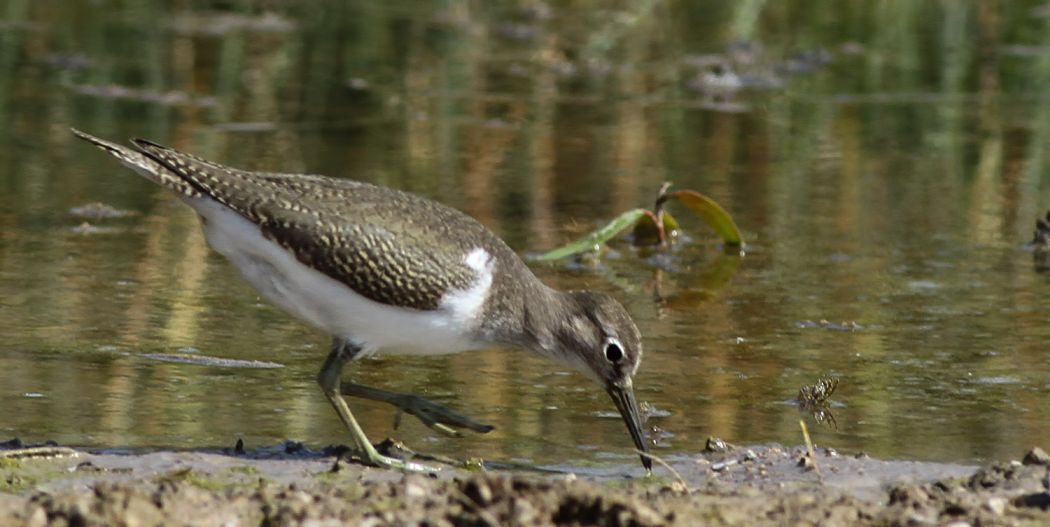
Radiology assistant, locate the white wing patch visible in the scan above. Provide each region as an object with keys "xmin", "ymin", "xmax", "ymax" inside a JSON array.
[{"xmin": 439, "ymin": 247, "xmax": 495, "ymax": 324}]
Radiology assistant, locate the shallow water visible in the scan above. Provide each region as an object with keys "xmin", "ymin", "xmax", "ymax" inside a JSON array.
[{"xmin": 2, "ymin": 2, "xmax": 1050, "ymax": 468}]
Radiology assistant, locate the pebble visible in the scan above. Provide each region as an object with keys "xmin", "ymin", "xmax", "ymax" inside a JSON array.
[
  {"xmin": 711, "ymin": 459, "xmax": 738, "ymax": 472},
  {"xmin": 405, "ymin": 481, "xmax": 427, "ymax": 499},
  {"xmin": 705, "ymin": 437, "xmax": 730, "ymax": 453},
  {"xmin": 1022, "ymin": 447, "xmax": 1050, "ymax": 466},
  {"xmin": 985, "ymin": 496, "xmax": 1007, "ymax": 515},
  {"xmin": 797, "ymin": 455, "xmax": 816, "ymax": 470}
]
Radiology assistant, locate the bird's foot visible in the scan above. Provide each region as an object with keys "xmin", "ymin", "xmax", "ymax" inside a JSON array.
[
  {"xmin": 337, "ymin": 440, "xmax": 436, "ymax": 473},
  {"xmin": 373, "ymin": 437, "xmax": 476, "ymax": 469},
  {"xmin": 341, "ymin": 383, "xmax": 494, "ymax": 437},
  {"xmin": 364, "ymin": 452, "xmax": 432, "ymax": 472}
]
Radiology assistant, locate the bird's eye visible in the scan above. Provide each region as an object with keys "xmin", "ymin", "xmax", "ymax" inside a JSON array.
[{"xmin": 604, "ymin": 339, "xmax": 624, "ymax": 363}]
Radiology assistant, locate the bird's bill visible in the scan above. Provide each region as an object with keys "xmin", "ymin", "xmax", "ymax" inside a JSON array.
[{"xmin": 607, "ymin": 382, "xmax": 651, "ymax": 472}]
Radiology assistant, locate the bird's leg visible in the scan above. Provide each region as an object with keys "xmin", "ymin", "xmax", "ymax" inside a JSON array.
[
  {"xmin": 318, "ymin": 339, "xmax": 431, "ymax": 472},
  {"xmin": 340, "ymin": 382, "xmax": 495, "ymax": 437}
]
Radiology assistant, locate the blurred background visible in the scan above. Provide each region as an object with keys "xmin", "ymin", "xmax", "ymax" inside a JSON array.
[{"xmin": 1, "ymin": 0, "xmax": 1050, "ymax": 469}]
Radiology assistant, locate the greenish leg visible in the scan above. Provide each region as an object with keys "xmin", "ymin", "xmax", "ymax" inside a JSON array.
[{"xmin": 318, "ymin": 340, "xmax": 432, "ymax": 472}]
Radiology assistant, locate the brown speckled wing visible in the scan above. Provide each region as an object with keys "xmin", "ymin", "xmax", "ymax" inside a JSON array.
[{"xmin": 130, "ymin": 139, "xmax": 486, "ymax": 311}]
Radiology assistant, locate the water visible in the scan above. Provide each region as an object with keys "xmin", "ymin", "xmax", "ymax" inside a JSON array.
[{"xmin": 2, "ymin": 1, "xmax": 1050, "ymax": 467}]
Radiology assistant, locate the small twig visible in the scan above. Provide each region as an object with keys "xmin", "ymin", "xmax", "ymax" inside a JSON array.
[
  {"xmin": 654, "ymin": 182, "xmax": 673, "ymax": 209},
  {"xmin": 652, "ymin": 182, "xmax": 673, "ymax": 246},
  {"xmin": 637, "ymin": 450, "xmax": 691, "ymax": 492},
  {"xmin": 0, "ymin": 446, "xmax": 79, "ymax": 460},
  {"xmin": 799, "ymin": 419, "xmax": 822, "ymax": 478}
]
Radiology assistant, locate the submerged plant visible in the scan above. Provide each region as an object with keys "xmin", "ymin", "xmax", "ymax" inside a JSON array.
[{"xmin": 537, "ymin": 183, "xmax": 743, "ymax": 261}]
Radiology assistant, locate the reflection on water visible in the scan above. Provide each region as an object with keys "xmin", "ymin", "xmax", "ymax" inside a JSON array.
[{"xmin": 2, "ymin": 1, "xmax": 1050, "ymax": 466}]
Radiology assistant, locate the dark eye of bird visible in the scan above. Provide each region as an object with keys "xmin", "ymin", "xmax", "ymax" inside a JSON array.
[{"xmin": 604, "ymin": 340, "xmax": 623, "ymax": 362}]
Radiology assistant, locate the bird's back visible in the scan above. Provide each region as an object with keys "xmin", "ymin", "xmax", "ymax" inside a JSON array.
[{"xmin": 74, "ymin": 130, "xmax": 534, "ymax": 317}]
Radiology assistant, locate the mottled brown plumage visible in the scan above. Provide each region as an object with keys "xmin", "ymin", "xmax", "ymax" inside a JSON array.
[{"xmin": 128, "ymin": 138, "xmax": 519, "ymax": 312}]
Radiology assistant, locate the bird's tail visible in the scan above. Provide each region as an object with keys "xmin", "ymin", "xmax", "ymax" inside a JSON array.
[{"xmin": 70, "ymin": 128, "xmax": 199, "ymax": 198}]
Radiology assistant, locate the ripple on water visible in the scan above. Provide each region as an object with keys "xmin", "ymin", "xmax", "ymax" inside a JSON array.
[
  {"xmin": 971, "ymin": 376, "xmax": 1022, "ymax": 386},
  {"xmin": 906, "ymin": 280, "xmax": 942, "ymax": 291}
]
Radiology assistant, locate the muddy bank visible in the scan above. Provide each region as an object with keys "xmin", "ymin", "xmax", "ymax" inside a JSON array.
[{"xmin": 1, "ymin": 439, "xmax": 1048, "ymax": 526}]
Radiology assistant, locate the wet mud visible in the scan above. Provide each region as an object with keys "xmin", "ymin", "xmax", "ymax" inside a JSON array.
[{"xmin": 1, "ymin": 439, "xmax": 1048, "ymax": 526}]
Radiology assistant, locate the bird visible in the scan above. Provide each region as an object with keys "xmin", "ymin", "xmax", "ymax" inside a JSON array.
[{"xmin": 72, "ymin": 128, "xmax": 650, "ymax": 472}]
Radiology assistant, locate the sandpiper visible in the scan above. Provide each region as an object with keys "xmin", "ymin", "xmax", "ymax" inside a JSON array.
[{"xmin": 72, "ymin": 129, "xmax": 650, "ymax": 472}]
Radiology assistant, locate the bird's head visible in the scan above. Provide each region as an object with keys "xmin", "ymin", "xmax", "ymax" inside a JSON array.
[{"xmin": 540, "ymin": 290, "xmax": 650, "ymax": 471}]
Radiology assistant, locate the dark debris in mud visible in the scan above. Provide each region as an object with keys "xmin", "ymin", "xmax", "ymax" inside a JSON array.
[
  {"xmin": 1, "ymin": 439, "xmax": 1049, "ymax": 526},
  {"xmin": 885, "ymin": 458, "xmax": 1050, "ymax": 526}
]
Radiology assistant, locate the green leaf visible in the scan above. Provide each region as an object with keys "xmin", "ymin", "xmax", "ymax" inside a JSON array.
[
  {"xmin": 536, "ymin": 208, "xmax": 648, "ymax": 261},
  {"xmin": 663, "ymin": 211, "xmax": 680, "ymax": 233},
  {"xmin": 665, "ymin": 190, "xmax": 743, "ymax": 246}
]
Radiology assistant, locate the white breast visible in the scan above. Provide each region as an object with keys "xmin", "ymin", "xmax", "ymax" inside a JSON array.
[{"xmin": 189, "ymin": 198, "xmax": 495, "ymax": 357}]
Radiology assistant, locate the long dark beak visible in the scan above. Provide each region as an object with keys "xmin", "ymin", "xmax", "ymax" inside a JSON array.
[{"xmin": 607, "ymin": 381, "xmax": 651, "ymax": 472}]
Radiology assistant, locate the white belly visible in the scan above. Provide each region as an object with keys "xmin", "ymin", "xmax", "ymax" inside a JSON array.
[{"xmin": 189, "ymin": 199, "xmax": 491, "ymax": 357}]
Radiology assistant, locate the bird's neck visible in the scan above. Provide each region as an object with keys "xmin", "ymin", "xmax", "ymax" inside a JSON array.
[
  {"xmin": 477, "ymin": 271, "xmax": 552, "ymax": 338},
  {"xmin": 516, "ymin": 284, "xmax": 582, "ymax": 364}
]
